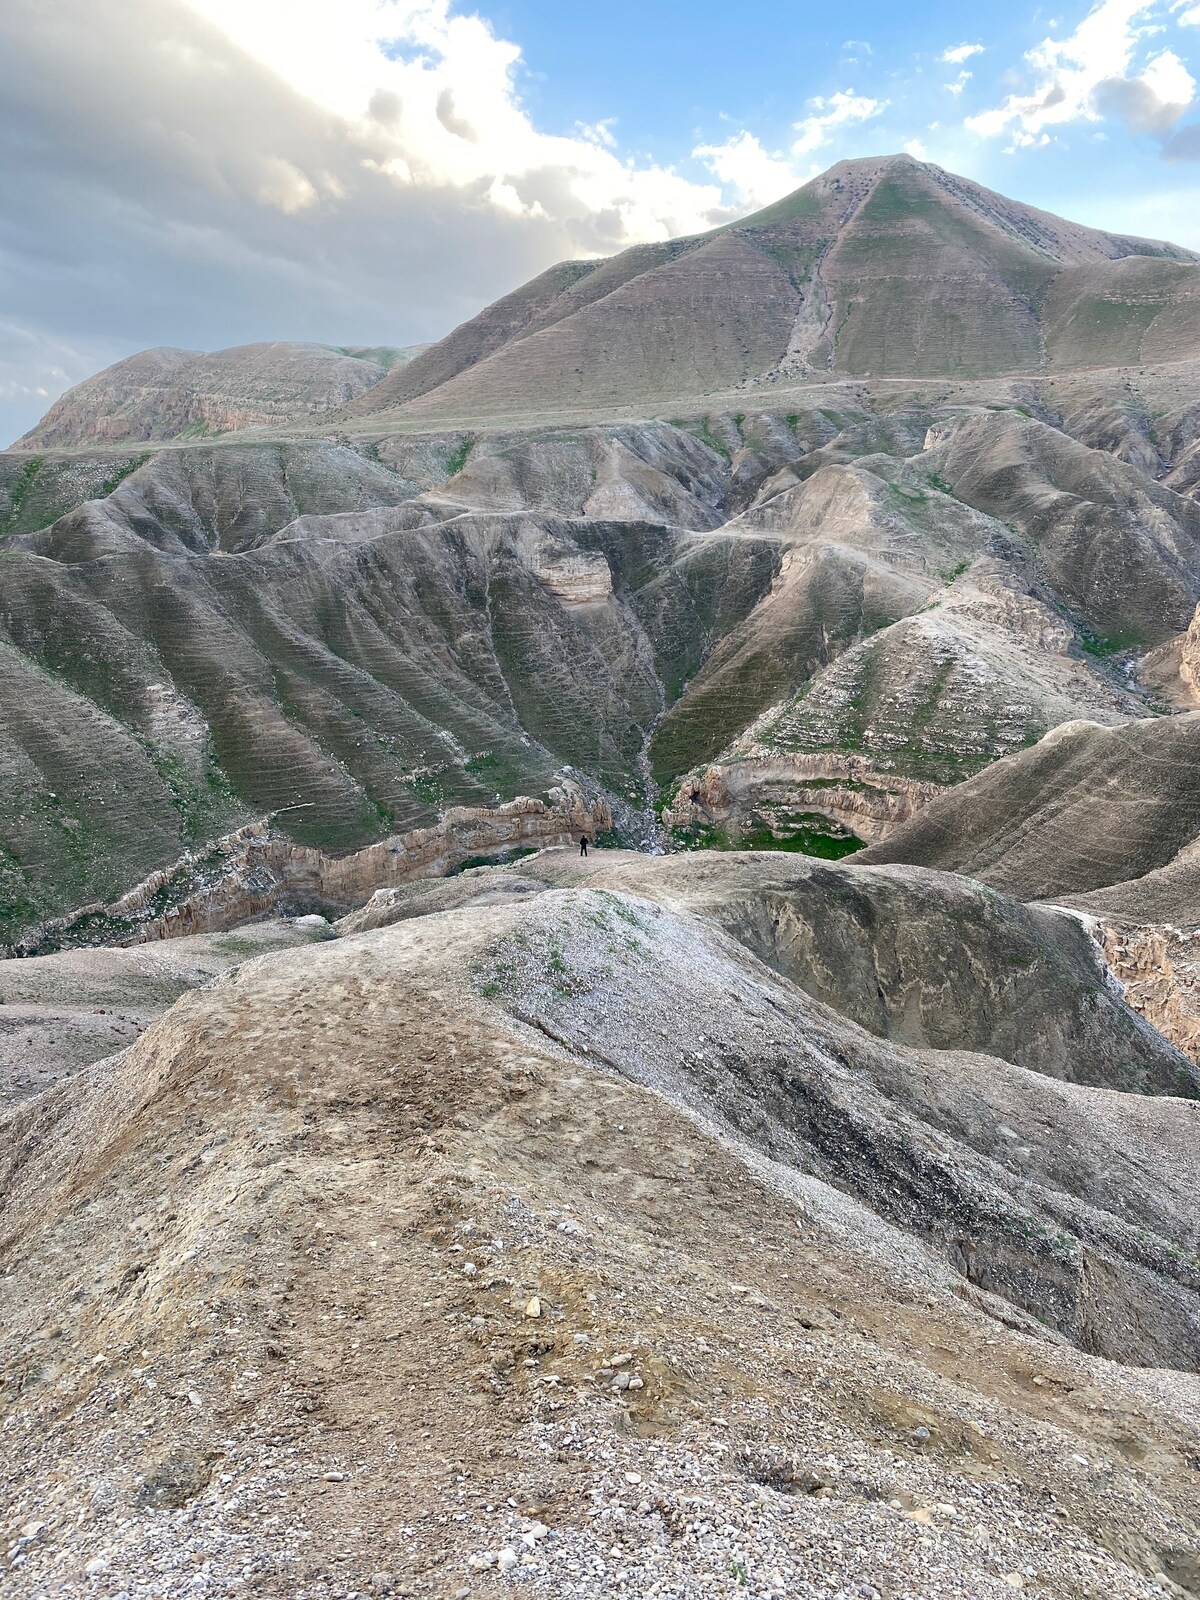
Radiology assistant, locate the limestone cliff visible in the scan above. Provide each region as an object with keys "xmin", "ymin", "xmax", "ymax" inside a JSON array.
[{"xmin": 13, "ymin": 789, "xmax": 610, "ymax": 954}]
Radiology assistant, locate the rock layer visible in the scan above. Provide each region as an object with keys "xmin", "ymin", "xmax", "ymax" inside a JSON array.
[{"xmin": 13, "ymin": 790, "xmax": 610, "ymax": 955}]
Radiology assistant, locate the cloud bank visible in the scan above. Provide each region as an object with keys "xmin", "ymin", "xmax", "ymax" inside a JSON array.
[{"xmin": 0, "ymin": 0, "xmax": 757, "ymax": 443}]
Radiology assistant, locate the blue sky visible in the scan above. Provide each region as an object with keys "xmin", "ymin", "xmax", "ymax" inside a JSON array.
[
  {"xmin": 490, "ymin": 1, "xmax": 1033, "ymax": 159},
  {"xmin": 3, "ymin": 0, "xmax": 1200, "ymax": 442},
  {"xmin": 489, "ymin": 0, "xmax": 1200, "ymax": 236}
]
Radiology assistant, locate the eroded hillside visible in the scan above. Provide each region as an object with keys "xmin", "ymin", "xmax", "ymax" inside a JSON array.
[
  {"xmin": 2, "ymin": 851, "xmax": 1198, "ymax": 1599},
  {"xmin": 13, "ymin": 343, "xmax": 426, "ymax": 451},
  {"xmin": 5, "ymin": 385, "xmax": 1200, "ymax": 946}
]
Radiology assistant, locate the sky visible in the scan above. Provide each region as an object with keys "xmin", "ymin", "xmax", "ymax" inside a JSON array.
[{"xmin": 3, "ymin": 0, "xmax": 1200, "ymax": 443}]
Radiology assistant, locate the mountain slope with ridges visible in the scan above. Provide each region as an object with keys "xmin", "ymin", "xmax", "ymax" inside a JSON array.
[{"xmin": 339, "ymin": 154, "xmax": 1200, "ymax": 427}]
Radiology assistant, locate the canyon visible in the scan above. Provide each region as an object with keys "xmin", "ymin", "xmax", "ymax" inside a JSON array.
[{"xmin": 3, "ymin": 155, "xmax": 1200, "ymax": 1600}]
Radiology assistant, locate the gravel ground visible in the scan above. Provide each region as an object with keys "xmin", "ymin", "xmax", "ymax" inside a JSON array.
[{"xmin": 2, "ymin": 864, "xmax": 1198, "ymax": 1600}]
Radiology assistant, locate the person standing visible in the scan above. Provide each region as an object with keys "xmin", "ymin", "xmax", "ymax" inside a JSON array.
[{"xmin": 579, "ymin": 835, "xmax": 589, "ymax": 857}]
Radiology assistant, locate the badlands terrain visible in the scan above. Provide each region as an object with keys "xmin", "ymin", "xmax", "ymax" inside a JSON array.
[{"xmin": 2, "ymin": 153, "xmax": 1200, "ymax": 1598}]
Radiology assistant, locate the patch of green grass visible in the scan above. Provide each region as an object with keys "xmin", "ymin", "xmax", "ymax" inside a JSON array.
[
  {"xmin": 926, "ymin": 471, "xmax": 955, "ymax": 496},
  {"xmin": 1079, "ymin": 625, "xmax": 1148, "ymax": 659},
  {"xmin": 941, "ymin": 559, "xmax": 970, "ymax": 584},
  {"xmin": 443, "ymin": 434, "xmax": 476, "ymax": 477},
  {"xmin": 446, "ymin": 845, "xmax": 540, "ymax": 877},
  {"xmin": 408, "ymin": 772, "xmax": 446, "ymax": 805},
  {"xmin": 98, "ymin": 455, "xmax": 150, "ymax": 497},
  {"xmin": 596, "ymin": 889, "xmax": 642, "ymax": 927},
  {"xmin": 671, "ymin": 822, "xmax": 735, "ymax": 852},
  {"xmin": 692, "ymin": 418, "xmax": 730, "ymax": 461},
  {"xmin": 1, "ymin": 456, "xmax": 44, "ymax": 536},
  {"xmin": 740, "ymin": 814, "xmax": 866, "ymax": 859}
]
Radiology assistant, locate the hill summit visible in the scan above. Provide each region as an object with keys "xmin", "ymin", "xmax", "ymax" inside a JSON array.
[{"xmin": 341, "ymin": 152, "xmax": 1200, "ymax": 423}]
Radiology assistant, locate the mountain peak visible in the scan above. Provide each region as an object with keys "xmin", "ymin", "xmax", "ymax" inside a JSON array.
[{"xmin": 339, "ymin": 155, "xmax": 1200, "ymax": 426}]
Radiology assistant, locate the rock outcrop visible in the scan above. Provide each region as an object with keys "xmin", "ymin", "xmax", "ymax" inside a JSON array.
[
  {"xmin": 662, "ymin": 754, "xmax": 941, "ymax": 846},
  {"xmin": 12, "ymin": 790, "xmax": 610, "ymax": 954},
  {"xmin": 1099, "ymin": 919, "xmax": 1200, "ymax": 1065}
]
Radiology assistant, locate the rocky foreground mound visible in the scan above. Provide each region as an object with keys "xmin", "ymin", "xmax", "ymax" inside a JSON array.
[{"xmin": 2, "ymin": 850, "xmax": 1198, "ymax": 1599}]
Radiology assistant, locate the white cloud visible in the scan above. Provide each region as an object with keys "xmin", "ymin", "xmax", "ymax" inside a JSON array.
[
  {"xmin": 791, "ymin": 89, "xmax": 888, "ymax": 156},
  {"xmin": 1097, "ymin": 47, "xmax": 1197, "ymax": 132},
  {"xmin": 946, "ymin": 71, "xmax": 973, "ymax": 96},
  {"xmin": 256, "ymin": 157, "xmax": 319, "ymax": 213},
  {"xmin": 905, "ymin": 138, "xmax": 930, "ymax": 160},
  {"xmin": 941, "ymin": 43, "xmax": 984, "ymax": 64},
  {"xmin": 178, "ymin": 0, "xmax": 732, "ymax": 244},
  {"xmin": 692, "ymin": 132, "xmax": 799, "ymax": 209},
  {"xmin": 1174, "ymin": 2, "xmax": 1200, "ymax": 25},
  {"xmin": 966, "ymin": 0, "xmax": 1197, "ymax": 146}
]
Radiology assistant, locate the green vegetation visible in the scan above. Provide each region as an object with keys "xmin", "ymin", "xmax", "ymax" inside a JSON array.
[
  {"xmin": 889, "ymin": 482, "xmax": 928, "ymax": 508},
  {"xmin": 1, "ymin": 456, "xmax": 44, "ymax": 536},
  {"xmin": 1079, "ymin": 624, "xmax": 1148, "ymax": 658},
  {"xmin": 670, "ymin": 821, "xmax": 734, "ymax": 852},
  {"xmin": 447, "ymin": 845, "xmax": 540, "ymax": 876},
  {"xmin": 672, "ymin": 812, "xmax": 865, "ymax": 860},
  {"xmin": 689, "ymin": 417, "xmax": 730, "ymax": 461},
  {"xmin": 740, "ymin": 814, "xmax": 866, "ymax": 859},
  {"xmin": 443, "ymin": 434, "xmax": 476, "ymax": 477},
  {"xmin": 408, "ymin": 772, "xmax": 447, "ymax": 805},
  {"xmin": 727, "ymin": 183, "xmax": 820, "ymax": 230},
  {"xmin": 98, "ymin": 455, "xmax": 150, "ymax": 498}
]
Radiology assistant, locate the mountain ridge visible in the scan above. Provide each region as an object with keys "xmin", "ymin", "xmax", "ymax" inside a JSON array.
[
  {"xmin": 13, "ymin": 339, "xmax": 429, "ymax": 451},
  {"xmin": 340, "ymin": 153, "xmax": 1200, "ymax": 426}
]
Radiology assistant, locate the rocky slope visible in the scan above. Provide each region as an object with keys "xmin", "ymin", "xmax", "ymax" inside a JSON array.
[
  {"xmin": 862, "ymin": 712, "xmax": 1200, "ymax": 906},
  {"xmin": 0, "ymin": 916, "xmax": 328, "ymax": 1108},
  {"xmin": 13, "ymin": 788, "xmax": 610, "ymax": 957},
  {"xmin": 13, "ymin": 342, "xmax": 425, "ymax": 450},
  {"xmin": 4, "ymin": 394, "xmax": 1199, "ymax": 944},
  {"xmin": 2, "ymin": 848, "xmax": 1198, "ymax": 1600}
]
